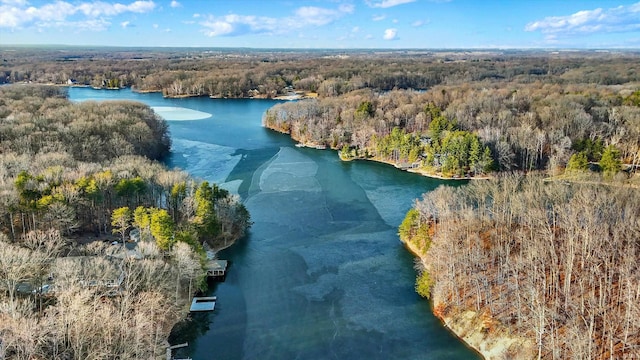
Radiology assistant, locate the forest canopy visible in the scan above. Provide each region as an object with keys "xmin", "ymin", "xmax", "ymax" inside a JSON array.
[
  {"xmin": 0, "ymin": 84, "xmax": 250, "ymax": 359},
  {"xmin": 264, "ymin": 80, "xmax": 639, "ymax": 177}
]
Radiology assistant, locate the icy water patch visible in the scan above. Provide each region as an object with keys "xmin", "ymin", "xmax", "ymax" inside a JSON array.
[
  {"xmin": 152, "ymin": 106, "xmax": 212, "ymax": 121},
  {"xmin": 219, "ymin": 179, "xmax": 243, "ymax": 194},
  {"xmin": 170, "ymin": 139, "xmax": 240, "ymax": 184},
  {"xmin": 363, "ymin": 185, "xmax": 421, "ymax": 226},
  {"xmin": 259, "ymin": 147, "xmax": 321, "ymax": 193}
]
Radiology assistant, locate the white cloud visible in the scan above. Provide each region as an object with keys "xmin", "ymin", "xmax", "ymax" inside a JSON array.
[
  {"xmin": 120, "ymin": 20, "xmax": 130, "ymax": 28},
  {"xmin": 295, "ymin": 6, "xmax": 345, "ymax": 26},
  {"xmin": 201, "ymin": 17, "xmax": 236, "ymax": 36},
  {"xmin": 383, "ymin": 28, "xmax": 397, "ymax": 40},
  {"xmin": 125, "ymin": 1, "xmax": 154, "ymax": 12},
  {"xmin": 1, "ymin": 1, "xmax": 73, "ymax": 28},
  {"xmin": 412, "ymin": 20, "xmax": 427, "ymax": 27},
  {"xmin": 0, "ymin": 0, "xmax": 28, "ymax": 5},
  {"xmin": 368, "ymin": 0, "xmax": 415, "ymax": 9},
  {"xmin": 372, "ymin": 14, "xmax": 386, "ymax": 21},
  {"xmin": 201, "ymin": 4, "xmax": 352, "ymax": 37},
  {"xmin": 525, "ymin": 2, "xmax": 640, "ymax": 35},
  {"xmin": 170, "ymin": 0, "xmax": 180, "ymax": 8},
  {"xmin": 78, "ymin": 1, "xmax": 155, "ymax": 17},
  {"xmin": 36, "ymin": 17, "xmax": 111, "ymax": 31},
  {"xmin": 352, "ymin": 26, "xmax": 360, "ymax": 32},
  {"xmin": 0, "ymin": 0, "xmax": 156, "ymax": 28},
  {"xmin": 153, "ymin": 23, "xmax": 158, "ymax": 28},
  {"xmin": 71, "ymin": 18, "xmax": 111, "ymax": 31}
]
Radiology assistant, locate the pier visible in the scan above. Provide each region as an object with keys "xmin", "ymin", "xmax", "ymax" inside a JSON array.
[
  {"xmin": 166, "ymin": 342, "xmax": 189, "ymax": 360},
  {"xmin": 190, "ymin": 296, "xmax": 217, "ymax": 312}
]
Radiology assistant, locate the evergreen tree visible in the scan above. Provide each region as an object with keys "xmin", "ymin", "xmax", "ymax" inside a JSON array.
[
  {"xmin": 566, "ymin": 152, "xmax": 589, "ymax": 172},
  {"xmin": 193, "ymin": 182, "xmax": 219, "ymax": 240},
  {"xmin": 415, "ymin": 270, "xmax": 433, "ymax": 299},
  {"xmin": 111, "ymin": 207, "xmax": 132, "ymax": 244},
  {"xmin": 150, "ymin": 209, "xmax": 175, "ymax": 250},
  {"xmin": 600, "ymin": 145, "xmax": 622, "ymax": 175}
]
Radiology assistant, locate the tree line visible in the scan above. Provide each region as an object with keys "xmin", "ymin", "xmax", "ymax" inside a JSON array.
[
  {"xmin": 0, "ymin": 85, "xmax": 251, "ymax": 359},
  {"xmin": 401, "ymin": 175, "xmax": 640, "ymax": 359},
  {"xmin": 264, "ymin": 78, "xmax": 639, "ymax": 177},
  {"xmin": 3, "ymin": 48, "xmax": 640, "ymax": 99}
]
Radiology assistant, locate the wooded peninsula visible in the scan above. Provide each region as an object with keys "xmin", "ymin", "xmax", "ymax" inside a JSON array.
[
  {"xmin": 1, "ymin": 47, "xmax": 639, "ymax": 359},
  {"xmin": 0, "ymin": 84, "xmax": 250, "ymax": 358}
]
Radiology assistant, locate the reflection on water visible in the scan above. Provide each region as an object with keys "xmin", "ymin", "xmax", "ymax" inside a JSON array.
[{"xmin": 69, "ymin": 87, "xmax": 480, "ymax": 360}]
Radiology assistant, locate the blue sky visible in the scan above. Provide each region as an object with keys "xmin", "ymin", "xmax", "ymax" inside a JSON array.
[{"xmin": 1, "ymin": 0, "xmax": 639, "ymax": 48}]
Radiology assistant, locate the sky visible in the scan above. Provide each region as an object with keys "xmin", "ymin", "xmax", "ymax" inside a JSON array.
[{"xmin": 1, "ymin": 0, "xmax": 639, "ymax": 48}]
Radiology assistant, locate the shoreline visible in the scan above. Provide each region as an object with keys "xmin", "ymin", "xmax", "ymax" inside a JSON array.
[
  {"xmin": 261, "ymin": 123, "xmax": 491, "ymax": 182},
  {"xmin": 401, "ymin": 237, "xmax": 532, "ymax": 359},
  {"xmin": 342, "ymin": 154, "xmax": 491, "ymax": 181},
  {"xmin": 401, "ymin": 240, "xmax": 487, "ymax": 360},
  {"xmin": 28, "ymin": 83, "xmax": 318, "ymax": 101}
]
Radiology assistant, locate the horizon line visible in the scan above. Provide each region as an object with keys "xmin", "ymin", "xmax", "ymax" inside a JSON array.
[{"xmin": 2, "ymin": 44, "xmax": 640, "ymax": 52}]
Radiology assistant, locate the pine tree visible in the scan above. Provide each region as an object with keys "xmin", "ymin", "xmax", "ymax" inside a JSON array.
[{"xmin": 600, "ymin": 145, "xmax": 622, "ymax": 176}]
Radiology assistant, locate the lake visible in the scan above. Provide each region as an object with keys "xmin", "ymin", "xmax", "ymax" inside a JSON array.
[{"xmin": 69, "ymin": 87, "xmax": 479, "ymax": 360}]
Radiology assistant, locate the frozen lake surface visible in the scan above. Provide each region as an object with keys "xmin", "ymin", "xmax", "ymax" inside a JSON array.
[{"xmin": 152, "ymin": 106, "xmax": 212, "ymax": 121}]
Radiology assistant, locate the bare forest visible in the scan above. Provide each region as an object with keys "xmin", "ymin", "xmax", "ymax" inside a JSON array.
[
  {"xmin": 0, "ymin": 85, "xmax": 250, "ymax": 359},
  {"xmin": 3, "ymin": 48, "xmax": 640, "ymax": 99},
  {"xmin": 402, "ymin": 176, "xmax": 640, "ymax": 359}
]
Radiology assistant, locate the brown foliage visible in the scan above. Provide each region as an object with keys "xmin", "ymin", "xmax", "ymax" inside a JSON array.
[{"xmin": 415, "ymin": 175, "xmax": 640, "ymax": 359}]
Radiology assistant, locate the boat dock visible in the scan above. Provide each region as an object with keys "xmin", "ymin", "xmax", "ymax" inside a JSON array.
[
  {"xmin": 166, "ymin": 342, "xmax": 190, "ymax": 360},
  {"xmin": 205, "ymin": 259, "xmax": 228, "ymax": 277},
  {"xmin": 190, "ymin": 296, "xmax": 217, "ymax": 312}
]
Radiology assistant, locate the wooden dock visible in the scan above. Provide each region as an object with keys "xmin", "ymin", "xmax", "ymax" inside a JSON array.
[
  {"xmin": 166, "ymin": 342, "xmax": 189, "ymax": 360},
  {"xmin": 190, "ymin": 296, "xmax": 217, "ymax": 312},
  {"xmin": 205, "ymin": 260, "xmax": 228, "ymax": 277}
]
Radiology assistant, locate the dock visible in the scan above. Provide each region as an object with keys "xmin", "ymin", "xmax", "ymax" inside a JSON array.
[
  {"xmin": 190, "ymin": 296, "xmax": 217, "ymax": 312},
  {"xmin": 166, "ymin": 342, "xmax": 190, "ymax": 360},
  {"xmin": 205, "ymin": 260, "xmax": 228, "ymax": 277}
]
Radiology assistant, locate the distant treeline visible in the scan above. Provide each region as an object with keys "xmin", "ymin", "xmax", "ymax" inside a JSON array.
[{"xmin": 2, "ymin": 48, "xmax": 640, "ymax": 99}]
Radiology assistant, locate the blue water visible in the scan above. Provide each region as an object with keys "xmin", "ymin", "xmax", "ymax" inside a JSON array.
[{"xmin": 69, "ymin": 87, "xmax": 479, "ymax": 360}]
